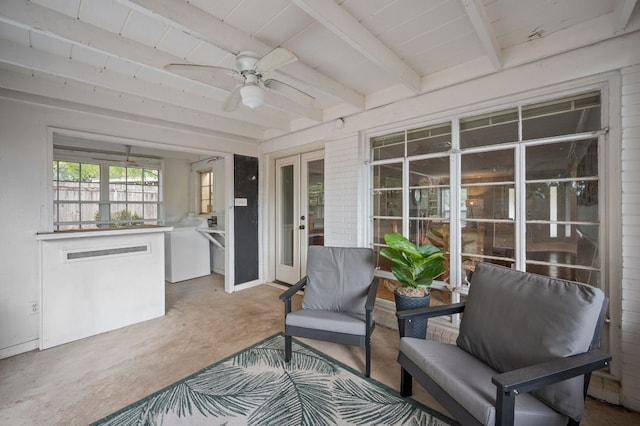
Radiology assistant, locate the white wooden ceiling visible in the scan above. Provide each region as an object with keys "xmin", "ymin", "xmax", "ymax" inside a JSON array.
[{"xmin": 0, "ymin": 0, "xmax": 638, "ymax": 146}]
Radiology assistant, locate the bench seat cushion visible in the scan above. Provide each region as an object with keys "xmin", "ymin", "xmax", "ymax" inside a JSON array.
[{"xmin": 400, "ymin": 338, "xmax": 568, "ymax": 426}]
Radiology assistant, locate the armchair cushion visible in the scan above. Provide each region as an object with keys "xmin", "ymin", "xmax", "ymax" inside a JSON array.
[
  {"xmin": 456, "ymin": 263, "xmax": 606, "ymax": 421},
  {"xmin": 286, "ymin": 310, "xmax": 367, "ymax": 335},
  {"xmin": 400, "ymin": 338, "xmax": 568, "ymax": 426},
  {"xmin": 302, "ymin": 246, "xmax": 375, "ymax": 315}
]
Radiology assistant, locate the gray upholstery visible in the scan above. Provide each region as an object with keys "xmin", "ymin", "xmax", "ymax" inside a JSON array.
[
  {"xmin": 400, "ymin": 338, "xmax": 568, "ymax": 426},
  {"xmin": 302, "ymin": 246, "xmax": 376, "ymax": 314},
  {"xmin": 280, "ymin": 246, "xmax": 378, "ymax": 377},
  {"xmin": 456, "ymin": 263, "xmax": 606, "ymax": 421},
  {"xmin": 286, "ymin": 310, "xmax": 366, "ymax": 335}
]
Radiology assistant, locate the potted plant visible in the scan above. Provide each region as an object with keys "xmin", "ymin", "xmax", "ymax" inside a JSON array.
[{"xmin": 380, "ymin": 232, "xmax": 446, "ymax": 338}]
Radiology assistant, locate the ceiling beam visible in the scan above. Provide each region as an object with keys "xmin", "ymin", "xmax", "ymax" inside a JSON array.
[
  {"xmin": 460, "ymin": 0, "xmax": 502, "ymax": 69},
  {"xmin": 0, "ymin": 0, "xmax": 318, "ymax": 122},
  {"xmin": 0, "ymin": 69, "xmax": 262, "ymax": 147},
  {"xmin": 0, "ymin": 38, "xmax": 291, "ymax": 133},
  {"xmin": 614, "ymin": 0, "xmax": 638, "ymax": 32},
  {"xmin": 125, "ymin": 0, "xmax": 365, "ymax": 109},
  {"xmin": 290, "ymin": 0, "xmax": 422, "ymax": 94}
]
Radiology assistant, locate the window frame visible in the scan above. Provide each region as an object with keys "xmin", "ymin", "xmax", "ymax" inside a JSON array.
[
  {"xmin": 52, "ymin": 151, "xmax": 163, "ymax": 230},
  {"xmin": 365, "ymin": 85, "xmax": 613, "ymax": 319}
]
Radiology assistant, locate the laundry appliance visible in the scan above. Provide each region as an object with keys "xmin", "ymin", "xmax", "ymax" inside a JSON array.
[{"xmin": 164, "ymin": 216, "xmax": 210, "ymax": 283}]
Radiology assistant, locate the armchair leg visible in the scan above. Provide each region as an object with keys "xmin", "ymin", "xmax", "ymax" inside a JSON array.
[
  {"xmin": 365, "ymin": 341, "xmax": 371, "ymax": 378},
  {"xmin": 284, "ymin": 334, "xmax": 292, "ymax": 362},
  {"xmin": 400, "ymin": 367, "xmax": 413, "ymax": 397},
  {"xmin": 495, "ymin": 389, "xmax": 516, "ymax": 426}
]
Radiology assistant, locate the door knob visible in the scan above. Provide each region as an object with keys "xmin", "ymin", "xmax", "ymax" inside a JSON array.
[
  {"xmin": 299, "ymin": 225, "xmax": 305, "ymax": 230},
  {"xmin": 300, "ymin": 215, "xmax": 305, "ymax": 220}
]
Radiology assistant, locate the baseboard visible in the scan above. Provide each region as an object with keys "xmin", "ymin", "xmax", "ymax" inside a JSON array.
[{"xmin": 0, "ymin": 339, "xmax": 38, "ymax": 359}]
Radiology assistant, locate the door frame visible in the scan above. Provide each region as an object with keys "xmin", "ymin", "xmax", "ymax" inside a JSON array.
[{"xmin": 273, "ymin": 150, "xmax": 324, "ymax": 284}]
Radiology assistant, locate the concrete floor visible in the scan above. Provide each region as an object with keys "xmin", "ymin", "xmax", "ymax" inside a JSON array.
[{"xmin": 0, "ymin": 274, "xmax": 637, "ymax": 425}]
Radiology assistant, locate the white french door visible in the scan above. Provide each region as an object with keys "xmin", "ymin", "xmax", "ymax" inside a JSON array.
[{"xmin": 275, "ymin": 151, "xmax": 324, "ymax": 284}]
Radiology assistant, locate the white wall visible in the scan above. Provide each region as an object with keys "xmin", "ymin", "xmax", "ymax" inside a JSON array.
[
  {"xmin": 163, "ymin": 157, "xmax": 192, "ymax": 223},
  {"xmin": 324, "ymin": 134, "xmax": 360, "ymax": 247},
  {"xmin": 261, "ymin": 32, "xmax": 640, "ymax": 412},
  {"xmin": 620, "ymin": 64, "xmax": 640, "ymax": 410},
  {"xmin": 0, "ymin": 95, "xmax": 258, "ymax": 358}
]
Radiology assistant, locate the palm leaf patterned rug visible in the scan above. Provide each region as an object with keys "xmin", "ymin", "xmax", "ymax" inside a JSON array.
[{"xmin": 91, "ymin": 333, "xmax": 458, "ymax": 425}]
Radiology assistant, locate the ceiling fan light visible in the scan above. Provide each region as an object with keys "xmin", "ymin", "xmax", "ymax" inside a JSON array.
[{"xmin": 240, "ymin": 84, "xmax": 264, "ymax": 109}]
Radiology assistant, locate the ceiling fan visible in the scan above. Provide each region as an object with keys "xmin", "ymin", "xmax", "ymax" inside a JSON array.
[{"xmin": 165, "ymin": 48, "xmax": 314, "ymax": 111}]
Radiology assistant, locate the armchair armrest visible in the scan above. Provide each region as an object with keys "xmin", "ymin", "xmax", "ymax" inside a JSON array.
[
  {"xmin": 397, "ymin": 302, "xmax": 466, "ymax": 321},
  {"xmin": 492, "ymin": 349, "xmax": 612, "ymax": 396},
  {"xmin": 491, "ymin": 350, "xmax": 611, "ymax": 425},
  {"xmin": 365, "ymin": 278, "xmax": 380, "ymax": 311},
  {"xmin": 279, "ymin": 276, "xmax": 308, "ymax": 302}
]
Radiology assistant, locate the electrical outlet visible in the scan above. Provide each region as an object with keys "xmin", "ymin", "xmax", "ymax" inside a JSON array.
[{"xmin": 30, "ymin": 301, "xmax": 39, "ymax": 314}]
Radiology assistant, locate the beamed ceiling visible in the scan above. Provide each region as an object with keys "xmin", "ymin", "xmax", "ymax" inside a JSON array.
[{"xmin": 0, "ymin": 0, "xmax": 638, "ymax": 148}]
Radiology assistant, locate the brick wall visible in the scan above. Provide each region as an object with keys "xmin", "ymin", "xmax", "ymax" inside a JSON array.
[
  {"xmin": 324, "ymin": 135, "xmax": 360, "ymax": 247},
  {"xmin": 621, "ymin": 64, "xmax": 640, "ymax": 411}
]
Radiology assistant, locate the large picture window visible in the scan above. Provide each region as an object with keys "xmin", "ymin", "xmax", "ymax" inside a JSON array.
[
  {"xmin": 370, "ymin": 91, "xmax": 604, "ymax": 299},
  {"xmin": 53, "ymin": 158, "xmax": 160, "ymax": 230}
]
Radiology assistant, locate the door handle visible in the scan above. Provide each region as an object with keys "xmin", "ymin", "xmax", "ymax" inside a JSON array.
[{"xmin": 299, "ymin": 225, "xmax": 305, "ymax": 230}]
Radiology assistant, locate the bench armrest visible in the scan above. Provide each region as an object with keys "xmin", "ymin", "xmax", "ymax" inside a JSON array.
[{"xmin": 492, "ymin": 350, "xmax": 612, "ymax": 395}]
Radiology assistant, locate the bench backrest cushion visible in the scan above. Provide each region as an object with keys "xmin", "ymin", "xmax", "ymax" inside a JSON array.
[
  {"xmin": 302, "ymin": 246, "xmax": 375, "ymax": 315},
  {"xmin": 456, "ymin": 262, "xmax": 606, "ymax": 421}
]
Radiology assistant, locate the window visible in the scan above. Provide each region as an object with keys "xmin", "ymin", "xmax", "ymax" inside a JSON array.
[
  {"xmin": 53, "ymin": 159, "xmax": 160, "ymax": 230},
  {"xmin": 370, "ymin": 91, "xmax": 604, "ymax": 297},
  {"xmin": 199, "ymin": 170, "xmax": 214, "ymax": 214}
]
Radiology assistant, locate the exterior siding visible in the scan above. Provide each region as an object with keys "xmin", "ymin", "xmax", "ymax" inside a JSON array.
[
  {"xmin": 324, "ymin": 135, "xmax": 359, "ymax": 247},
  {"xmin": 621, "ymin": 64, "xmax": 640, "ymax": 411}
]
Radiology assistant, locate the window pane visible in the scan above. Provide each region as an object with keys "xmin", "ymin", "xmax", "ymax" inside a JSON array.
[
  {"xmin": 460, "ymin": 108, "xmax": 518, "ymax": 148},
  {"xmin": 462, "ymin": 184, "xmax": 514, "ymax": 220},
  {"xmin": 461, "ymin": 149, "xmax": 514, "ymax": 184},
  {"xmin": 526, "ymin": 181, "xmax": 598, "ymax": 221},
  {"xmin": 372, "ymin": 218, "xmax": 400, "ymax": 245},
  {"xmin": 81, "ymin": 203, "xmax": 100, "ymax": 223},
  {"xmin": 371, "ymin": 131, "xmax": 404, "ymax": 161},
  {"xmin": 373, "ymin": 163, "xmax": 402, "ymax": 189},
  {"xmin": 58, "ymin": 203, "xmax": 79, "ymax": 223},
  {"xmin": 522, "ymin": 92, "xmax": 600, "ymax": 140},
  {"xmin": 526, "ymin": 139, "xmax": 598, "ymax": 180},
  {"xmin": 409, "ymin": 157, "xmax": 450, "ymax": 186},
  {"xmin": 373, "ymin": 189, "xmax": 402, "ymax": 216},
  {"xmin": 409, "ymin": 219, "xmax": 449, "ymax": 248},
  {"xmin": 407, "ymin": 123, "xmax": 451, "ymax": 155}
]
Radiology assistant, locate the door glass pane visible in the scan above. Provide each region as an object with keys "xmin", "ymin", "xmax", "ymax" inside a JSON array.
[
  {"xmin": 280, "ymin": 164, "xmax": 294, "ymax": 267},
  {"xmin": 307, "ymin": 159, "xmax": 324, "ymax": 247}
]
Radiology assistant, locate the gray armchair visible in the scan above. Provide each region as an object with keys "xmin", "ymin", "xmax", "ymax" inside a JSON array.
[
  {"xmin": 279, "ymin": 246, "xmax": 379, "ymax": 377},
  {"xmin": 397, "ymin": 262, "xmax": 611, "ymax": 426}
]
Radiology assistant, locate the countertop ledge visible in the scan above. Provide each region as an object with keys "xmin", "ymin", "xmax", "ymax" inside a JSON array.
[{"xmin": 35, "ymin": 225, "xmax": 173, "ymax": 240}]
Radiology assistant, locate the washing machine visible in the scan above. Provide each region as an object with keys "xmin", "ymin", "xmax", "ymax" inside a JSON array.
[{"xmin": 164, "ymin": 216, "xmax": 211, "ymax": 283}]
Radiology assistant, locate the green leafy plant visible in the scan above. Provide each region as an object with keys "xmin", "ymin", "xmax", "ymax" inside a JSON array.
[{"xmin": 380, "ymin": 232, "xmax": 446, "ymax": 295}]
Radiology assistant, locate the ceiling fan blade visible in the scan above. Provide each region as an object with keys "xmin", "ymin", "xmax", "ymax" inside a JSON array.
[
  {"xmin": 255, "ymin": 47, "xmax": 298, "ymax": 73},
  {"xmin": 222, "ymin": 84, "xmax": 242, "ymax": 112},
  {"xmin": 165, "ymin": 63, "xmax": 238, "ymax": 78},
  {"xmin": 264, "ymin": 79, "xmax": 315, "ymax": 106}
]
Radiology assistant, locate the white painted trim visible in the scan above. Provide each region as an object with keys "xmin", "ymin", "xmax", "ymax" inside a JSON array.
[{"xmin": 0, "ymin": 340, "xmax": 38, "ymax": 360}]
